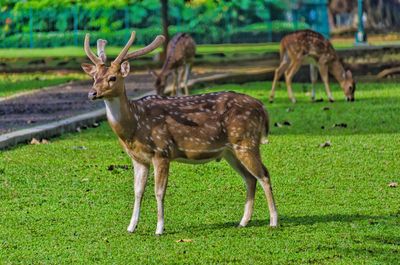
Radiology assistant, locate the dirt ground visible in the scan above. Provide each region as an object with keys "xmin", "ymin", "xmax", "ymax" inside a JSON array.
[{"xmin": 0, "ymin": 71, "xmax": 222, "ymax": 135}]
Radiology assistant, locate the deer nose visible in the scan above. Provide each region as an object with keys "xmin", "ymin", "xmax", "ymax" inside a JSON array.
[{"xmin": 88, "ymin": 90, "xmax": 97, "ymax": 100}]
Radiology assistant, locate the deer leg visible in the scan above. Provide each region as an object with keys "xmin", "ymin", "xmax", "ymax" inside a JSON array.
[
  {"xmin": 285, "ymin": 59, "xmax": 302, "ymax": 104},
  {"xmin": 224, "ymin": 151, "xmax": 257, "ymax": 227},
  {"xmin": 152, "ymin": 156, "xmax": 170, "ymax": 235},
  {"xmin": 127, "ymin": 160, "xmax": 149, "ymax": 233},
  {"xmin": 234, "ymin": 149, "xmax": 278, "ymax": 227},
  {"xmin": 270, "ymin": 54, "xmax": 290, "ymax": 102},
  {"xmin": 310, "ymin": 64, "xmax": 318, "ymax": 101},
  {"xmin": 318, "ymin": 64, "xmax": 334, "ymax": 102},
  {"xmin": 171, "ymin": 69, "xmax": 179, "ymax": 96},
  {"xmin": 183, "ymin": 63, "xmax": 192, "ymax": 95},
  {"xmin": 178, "ymin": 66, "xmax": 185, "ymax": 95}
]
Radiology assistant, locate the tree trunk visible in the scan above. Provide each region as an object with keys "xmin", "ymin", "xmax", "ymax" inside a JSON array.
[{"xmin": 160, "ymin": 0, "xmax": 169, "ymax": 61}]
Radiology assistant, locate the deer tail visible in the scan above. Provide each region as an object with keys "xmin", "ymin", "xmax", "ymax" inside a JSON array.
[{"xmin": 261, "ymin": 108, "xmax": 270, "ymax": 145}]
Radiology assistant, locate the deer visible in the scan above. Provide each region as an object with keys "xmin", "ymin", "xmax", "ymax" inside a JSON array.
[
  {"xmin": 269, "ymin": 29, "xmax": 356, "ymax": 103},
  {"xmin": 81, "ymin": 31, "xmax": 278, "ymax": 235},
  {"xmin": 150, "ymin": 33, "xmax": 196, "ymax": 96}
]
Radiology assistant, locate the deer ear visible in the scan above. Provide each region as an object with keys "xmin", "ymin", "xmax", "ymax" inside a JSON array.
[
  {"xmin": 149, "ymin": 69, "xmax": 158, "ymax": 78},
  {"xmin": 120, "ymin": 61, "xmax": 130, "ymax": 77},
  {"xmin": 346, "ymin": 70, "xmax": 352, "ymax": 79},
  {"xmin": 81, "ymin": 63, "xmax": 96, "ymax": 76}
]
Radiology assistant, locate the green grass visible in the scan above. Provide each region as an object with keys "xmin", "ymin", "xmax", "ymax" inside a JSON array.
[
  {"xmin": 0, "ymin": 38, "xmax": 399, "ymax": 59},
  {"xmin": 1, "ymin": 81, "xmax": 399, "ymax": 263},
  {"xmin": 0, "ymin": 42, "xmax": 356, "ymax": 59},
  {"xmin": 0, "ymin": 73, "xmax": 86, "ymax": 98}
]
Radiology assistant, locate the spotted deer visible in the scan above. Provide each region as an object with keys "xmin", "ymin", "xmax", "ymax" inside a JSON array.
[
  {"xmin": 269, "ymin": 29, "xmax": 356, "ymax": 103},
  {"xmin": 150, "ymin": 33, "xmax": 196, "ymax": 96},
  {"xmin": 81, "ymin": 31, "xmax": 278, "ymax": 235}
]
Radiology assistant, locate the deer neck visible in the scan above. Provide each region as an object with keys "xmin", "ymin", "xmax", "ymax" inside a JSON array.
[
  {"xmin": 330, "ymin": 59, "xmax": 346, "ymax": 85},
  {"xmin": 104, "ymin": 86, "xmax": 136, "ymax": 140}
]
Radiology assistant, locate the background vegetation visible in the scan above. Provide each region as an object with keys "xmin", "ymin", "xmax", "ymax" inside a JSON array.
[
  {"xmin": 0, "ymin": 0, "xmax": 312, "ymax": 47},
  {"xmin": 1, "ymin": 81, "xmax": 399, "ymax": 263}
]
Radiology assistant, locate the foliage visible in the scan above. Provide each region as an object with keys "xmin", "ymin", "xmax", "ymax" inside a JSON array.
[
  {"xmin": 0, "ymin": 0, "xmax": 314, "ymax": 46},
  {"xmin": 1, "ymin": 81, "xmax": 399, "ymax": 263}
]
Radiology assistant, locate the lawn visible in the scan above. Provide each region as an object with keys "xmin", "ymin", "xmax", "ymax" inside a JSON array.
[
  {"xmin": 0, "ymin": 39, "xmax": 399, "ymax": 59},
  {"xmin": 0, "ymin": 72, "xmax": 86, "ymax": 98},
  {"xmin": 0, "ymin": 81, "xmax": 399, "ymax": 264},
  {"xmin": 0, "ymin": 41, "xmax": 354, "ymax": 59}
]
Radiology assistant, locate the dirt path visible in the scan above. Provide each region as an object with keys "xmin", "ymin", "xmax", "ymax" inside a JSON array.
[{"xmin": 0, "ymin": 71, "xmax": 224, "ymax": 135}]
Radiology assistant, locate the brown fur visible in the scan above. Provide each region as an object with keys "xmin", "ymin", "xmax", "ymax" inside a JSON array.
[
  {"xmin": 152, "ymin": 33, "xmax": 196, "ymax": 96},
  {"xmin": 82, "ymin": 32, "xmax": 277, "ymax": 235},
  {"xmin": 270, "ymin": 29, "xmax": 356, "ymax": 103}
]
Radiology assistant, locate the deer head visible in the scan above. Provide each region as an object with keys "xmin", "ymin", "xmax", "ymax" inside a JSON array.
[
  {"xmin": 149, "ymin": 70, "xmax": 169, "ymax": 95},
  {"xmin": 341, "ymin": 70, "xmax": 356, "ymax": 102},
  {"xmin": 81, "ymin": 32, "xmax": 165, "ymax": 100}
]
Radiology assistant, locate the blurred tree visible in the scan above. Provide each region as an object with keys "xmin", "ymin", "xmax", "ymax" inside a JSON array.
[{"xmin": 329, "ymin": 0, "xmax": 400, "ymax": 31}]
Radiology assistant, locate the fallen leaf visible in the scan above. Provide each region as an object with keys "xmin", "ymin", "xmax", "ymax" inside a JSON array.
[
  {"xmin": 388, "ymin": 182, "xmax": 398, "ymax": 188},
  {"xmin": 72, "ymin": 146, "xmax": 87, "ymax": 150},
  {"xmin": 30, "ymin": 138, "xmax": 40, "ymax": 145},
  {"xmin": 176, "ymin": 239, "xmax": 192, "ymax": 243},
  {"xmin": 286, "ymin": 107, "xmax": 294, "ymax": 112},
  {"xmin": 274, "ymin": 121, "xmax": 291, "ymax": 127},
  {"xmin": 108, "ymin": 165, "xmax": 130, "ymax": 171},
  {"xmin": 319, "ymin": 141, "xmax": 331, "ymax": 148},
  {"xmin": 333, "ymin": 123, "xmax": 347, "ymax": 128}
]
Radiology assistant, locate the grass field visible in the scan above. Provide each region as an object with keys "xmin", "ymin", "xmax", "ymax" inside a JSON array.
[
  {"xmin": 1, "ymin": 81, "xmax": 399, "ymax": 263},
  {"xmin": 0, "ymin": 73, "xmax": 86, "ymax": 98},
  {"xmin": 0, "ymin": 41, "xmax": 354, "ymax": 59},
  {"xmin": 1, "ymin": 38, "xmax": 399, "ymax": 59}
]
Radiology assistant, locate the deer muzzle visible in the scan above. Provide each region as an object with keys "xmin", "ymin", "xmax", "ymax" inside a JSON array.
[{"xmin": 88, "ymin": 89, "xmax": 98, "ymax": 100}]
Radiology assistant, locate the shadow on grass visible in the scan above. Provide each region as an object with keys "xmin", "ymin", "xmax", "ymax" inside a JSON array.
[{"xmin": 184, "ymin": 213, "xmax": 396, "ymax": 232}]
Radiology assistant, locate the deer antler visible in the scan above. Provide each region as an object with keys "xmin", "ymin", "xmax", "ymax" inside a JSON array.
[
  {"xmin": 84, "ymin": 34, "xmax": 103, "ymax": 65},
  {"xmin": 112, "ymin": 31, "xmax": 136, "ymax": 65},
  {"xmin": 112, "ymin": 32, "xmax": 165, "ymax": 65},
  {"xmin": 123, "ymin": 35, "xmax": 165, "ymax": 61},
  {"xmin": 97, "ymin": 39, "xmax": 108, "ymax": 64}
]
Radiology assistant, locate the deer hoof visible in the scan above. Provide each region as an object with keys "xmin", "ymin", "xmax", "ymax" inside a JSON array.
[
  {"xmin": 329, "ymin": 98, "xmax": 335, "ymax": 103},
  {"xmin": 127, "ymin": 225, "xmax": 136, "ymax": 233}
]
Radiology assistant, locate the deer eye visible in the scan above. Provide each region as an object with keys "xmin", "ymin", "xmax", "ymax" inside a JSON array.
[{"xmin": 108, "ymin": 76, "xmax": 117, "ymax": 82}]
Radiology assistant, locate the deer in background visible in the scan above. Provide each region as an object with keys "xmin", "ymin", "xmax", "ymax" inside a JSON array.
[
  {"xmin": 150, "ymin": 33, "xmax": 196, "ymax": 96},
  {"xmin": 269, "ymin": 29, "xmax": 356, "ymax": 103},
  {"xmin": 82, "ymin": 31, "xmax": 278, "ymax": 235}
]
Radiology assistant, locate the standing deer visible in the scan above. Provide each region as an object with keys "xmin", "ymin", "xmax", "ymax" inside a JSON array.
[
  {"xmin": 81, "ymin": 31, "xmax": 278, "ymax": 235},
  {"xmin": 150, "ymin": 33, "xmax": 196, "ymax": 96},
  {"xmin": 269, "ymin": 29, "xmax": 356, "ymax": 103}
]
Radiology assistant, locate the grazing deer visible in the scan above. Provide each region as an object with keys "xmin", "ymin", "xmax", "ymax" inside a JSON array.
[
  {"xmin": 81, "ymin": 31, "xmax": 278, "ymax": 235},
  {"xmin": 150, "ymin": 33, "xmax": 196, "ymax": 96},
  {"xmin": 269, "ymin": 29, "xmax": 356, "ymax": 103}
]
